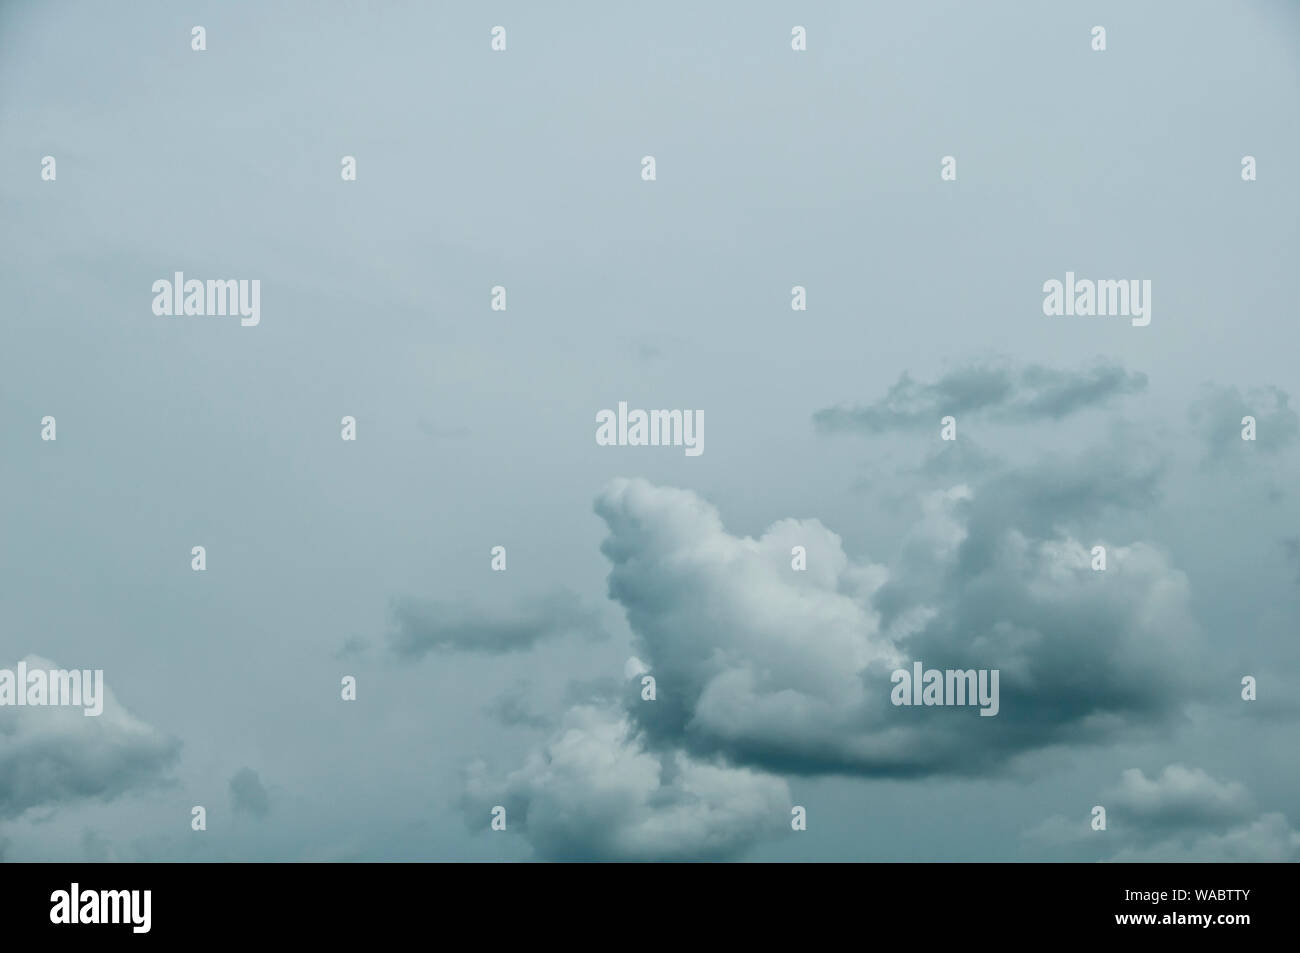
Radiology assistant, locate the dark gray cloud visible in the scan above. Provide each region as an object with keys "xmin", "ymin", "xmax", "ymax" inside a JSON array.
[
  {"xmin": 388, "ymin": 589, "xmax": 606, "ymax": 658},
  {"xmin": 594, "ymin": 475, "xmax": 1201, "ymax": 779},
  {"xmin": 938, "ymin": 433, "xmax": 1165, "ymax": 578},
  {"xmin": 0, "ymin": 656, "xmax": 180, "ymax": 821},
  {"xmin": 814, "ymin": 360, "xmax": 1147, "ymax": 434},
  {"xmin": 229, "ymin": 768, "xmax": 271, "ymax": 819}
]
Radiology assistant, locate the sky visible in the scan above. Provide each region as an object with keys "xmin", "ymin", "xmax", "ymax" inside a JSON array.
[{"xmin": 1, "ymin": 0, "xmax": 1298, "ymax": 862}]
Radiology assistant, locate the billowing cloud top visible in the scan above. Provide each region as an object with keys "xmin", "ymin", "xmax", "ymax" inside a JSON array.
[{"xmin": 593, "ymin": 476, "xmax": 1203, "ymax": 778}]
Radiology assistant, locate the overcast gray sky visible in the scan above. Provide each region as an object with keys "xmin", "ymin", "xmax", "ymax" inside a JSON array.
[{"xmin": 2, "ymin": 0, "xmax": 1298, "ymax": 862}]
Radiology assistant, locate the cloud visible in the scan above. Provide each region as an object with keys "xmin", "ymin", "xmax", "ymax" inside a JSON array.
[
  {"xmin": 0, "ymin": 656, "xmax": 179, "ymax": 821},
  {"xmin": 229, "ymin": 768, "xmax": 271, "ymax": 819},
  {"xmin": 593, "ymin": 475, "xmax": 1202, "ymax": 778},
  {"xmin": 936, "ymin": 432, "xmax": 1163, "ymax": 568},
  {"xmin": 387, "ymin": 589, "xmax": 605, "ymax": 658},
  {"xmin": 814, "ymin": 360, "xmax": 1146, "ymax": 435},
  {"xmin": 1027, "ymin": 765, "xmax": 1300, "ymax": 861},
  {"xmin": 1108, "ymin": 764, "xmax": 1253, "ymax": 835},
  {"xmin": 1189, "ymin": 384, "xmax": 1299, "ymax": 461},
  {"xmin": 1125, "ymin": 813, "xmax": 1300, "ymax": 862},
  {"xmin": 459, "ymin": 462, "xmax": 1209, "ymax": 859},
  {"xmin": 461, "ymin": 705, "xmax": 790, "ymax": 861}
]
